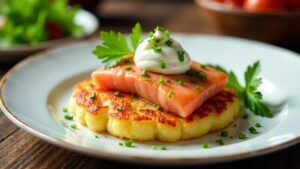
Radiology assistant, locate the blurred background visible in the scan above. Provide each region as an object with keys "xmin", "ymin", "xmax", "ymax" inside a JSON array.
[
  {"xmin": 1, "ymin": 0, "xmax": 300, "ymax": 59},
  {"xmin": 84, "ymin": 0, "xmax": 300, "ymax": 51}
]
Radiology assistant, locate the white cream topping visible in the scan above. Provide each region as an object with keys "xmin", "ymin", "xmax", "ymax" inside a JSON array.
[{"xmin": 134, "ymin": 28, "xmax": 191, "ymax": 74}]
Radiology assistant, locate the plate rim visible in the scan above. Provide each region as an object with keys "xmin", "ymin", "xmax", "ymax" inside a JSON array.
[{"xmin": 1, "ymin": 35, "xmax": 300, "ymax": 165}]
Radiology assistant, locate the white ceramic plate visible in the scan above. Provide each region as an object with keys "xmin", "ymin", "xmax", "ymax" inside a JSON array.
[
  {"xmin": 0, "ymin": 9, "xmax": 99, "ymax": 62},
  {"xmin": 1, "ymin": 34, "xmax": 300, "ymax": 165}
]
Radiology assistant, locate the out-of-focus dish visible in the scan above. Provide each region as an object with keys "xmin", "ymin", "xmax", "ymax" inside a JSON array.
[
  {"xmin": 195, "ymin": 0, "xmax": 300, "ymax": 45},
  {"xmin": 0, "ymin": 0, "xmax": 98, "ymax": 61}
]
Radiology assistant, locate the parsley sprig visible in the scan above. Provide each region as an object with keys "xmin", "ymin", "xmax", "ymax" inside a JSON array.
[
  {"xmin": 92, "ymin": 23, "xmax": 143, "ymax": 68},
  {"xmin": 211, "ymin": 61, "xmax": 272, "ymax": 118}
]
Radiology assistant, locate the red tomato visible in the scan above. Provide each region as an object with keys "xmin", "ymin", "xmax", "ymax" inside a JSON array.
[
  {"xmin": 243, "ymin": 0, "xmax": 287, "ymax": 12},
  {"xmin": 288, "ymin": 0, "xmax": 300, "ymax": 9},
  {"xmin": 225, "ymin": 0, "xmax": 245, "ymax": 7},
  {"xmin": 45, "ymin": 21, "xmax": 65, "ymax": 40}
]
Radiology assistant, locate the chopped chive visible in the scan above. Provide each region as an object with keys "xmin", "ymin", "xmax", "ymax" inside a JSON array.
[
  {"xmin": 239, "ymin": 133, "xmax": 247, "ymax": 140},
  {"xmin": 196, "ymin": 85, "xmax": 202, "ymax": 91},
  {"xmin": 190, "ymin": 79, "xmax": 197, "ymax": 84},
  {"xmin": 123, "ymin": 139, "xmax": 134, "ymax": 147},
  {"xmin": 165, "ymin": 30, "xmax": 171, "ymax": 36},
  {"xmin": 242, "ymin": 114, "xmax": 248, "ymax": 119},
  {"xmin": 119, "ymin": 142, "xmax": 123, "ymax": 146},
  {"xmin": 125, "ymin": 66, "xmax": 132, "ymax": 70},
  {"xmin": 177, "ymin": 51, "xmax": 185, "ymax": 62},
  {"xmin": 88, "ymin": 83, "xmax": 94, "ymax": 87},
  {"xmin": 116, "ymin": 106, "xmax": 123, "ymax": 111},
  {"xmin": 166, "ymin": 40, "xmax": 173, "ymax": 47},
  {"xmin": 70, "ymin": 123, "xmax": 77, "ymax": 129},
  {"xmin": 220, "ymin": 131, "xmax": 228, "ymax": 137},
  {"xmin": 89, "ymin": 92, "xmax": 96, "ymax": 99},
  {"xmin": 199, "ymin": 74, "xmax": 207, "ymax": 82},
  {"xmin": 201, "ymin": 64, "xmax": 207, "ymax": 69},
  {"xmin": 95, "ymin": 135, "xmax": 99, "ymax": 139},
  {"xmin": 124, "ymin": 59, "xmax": 130, "ymax": 64},
  {"xmin": 62, "ymin": 107, "xmax": 68, "ymax": 113},
  {"xmin": 153, "ymin": 44, "xmax": 162, "ymax": 53},
  {"xmin": 155, "ymin": 36, "xmax": 164, "ymax": 43},
  {"xmin": 159, "ymin": 76, "xmax": 165, "ymax": 84},
  {"xmin": 255, "ymin": 123, "xmax": 262, "ymax": 128},
  {"xmin": 176, "ymin": 79, "xmax": 184, "ymax": 85},
  {"xmin": 202, "ymin": 142, "xmax": 209, "ymax": 148},
  {"xmin": 168, "ymin": 90, "xmax": 174, "ymax": 98},
  {"xmin": 155, "ymin": 104, "xmax": 161, "ymax": 110},
  {"xmin": 152, "ymin": 145, "xmax": 157, "ymax": 150},
  {"xmin": 64, "ymin": 114, "xmax": 73, "ymax": 121},
  {"xmin": 114, "ymin": 91, "xmax": 120, "ymax": 97},
  {"xmin": 216, "ymin": 139, "xmax": 224, "ymax": 145},
  {"xmin": 155, "ymin": 26, "xmax": 165, "ymax": 32},
  {"xmin": 159, "ymin": 60, "xmax": 166, "ymax": 69},
  {"xmin": 249, "ymin": 127, "xmax": 259, "ymax": 134},
  {"xmin": 141, "ymin": 69, "xmax": 150, "ymax": 79},
  {"xmin": 160, "ymin": 145, "xmax": 167, "ymax": 150},
  {"xmin": 148, "ymin": 31, "xmax": 154, "ymax": 37}
]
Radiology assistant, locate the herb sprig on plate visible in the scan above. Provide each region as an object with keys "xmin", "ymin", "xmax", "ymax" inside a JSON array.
[
  {"xmin": 92, "ymin": 23, "xmax": 143, "ymax": 68},
  {"xmin": 210, "ymin": 61, "xmax": 272, "ymax": 118}
]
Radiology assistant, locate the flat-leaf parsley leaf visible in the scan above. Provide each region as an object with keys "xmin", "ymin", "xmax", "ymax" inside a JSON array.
[{"xmin": 92, "ymin": 23, "xmax": 143, "ymax": 68}]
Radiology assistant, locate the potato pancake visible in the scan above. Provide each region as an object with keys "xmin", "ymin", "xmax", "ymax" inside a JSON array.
[{"xmin": 68, "ymin": 80, "xmax": 240, "ymax": 142}]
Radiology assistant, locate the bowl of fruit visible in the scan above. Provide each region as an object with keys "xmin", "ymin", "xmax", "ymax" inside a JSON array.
[
  {"xmin": 0, "ymin": 0, "xmax": 99, "ymax": 61},
  {"xmin": 195, "ymin": 0, "xmax": 300, "ymax": 45}
]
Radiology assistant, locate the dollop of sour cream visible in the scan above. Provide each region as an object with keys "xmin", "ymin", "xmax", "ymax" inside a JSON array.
[{"xmin": 134, "ymin": 27, "xmax": 192, "ymax": 74}]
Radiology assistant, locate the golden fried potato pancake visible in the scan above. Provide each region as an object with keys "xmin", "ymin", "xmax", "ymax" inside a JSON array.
[{"xmin": 68, "ymin": 80, "xmax": 240, "ymax": 142}]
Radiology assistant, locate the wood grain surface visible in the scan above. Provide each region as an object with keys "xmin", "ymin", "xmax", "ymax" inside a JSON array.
[{"xmin": 0, "ymin": 1, "xmax": 299, "ymax": 169}]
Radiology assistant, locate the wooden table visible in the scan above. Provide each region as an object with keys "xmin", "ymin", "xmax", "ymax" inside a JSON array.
[{"xmin": 0, "ymin": 1, "xmax": 299, "ymax": 168}]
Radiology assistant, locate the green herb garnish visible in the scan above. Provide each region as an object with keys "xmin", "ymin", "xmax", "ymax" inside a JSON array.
[
  {"xmin": 62, "ymin": 107, "xmax": 68, "ymax": 113},
  {"xmin": 249, "ymin": 126, "xmax": 259, "ymax": 134},
  {"xmin": 210, "ymin": 61, "xmax": 272, "ymax": 118},
  {"xmin": 93, "ymin": 23, "xmax": 143, "ymax": 68},
  {"xmin": 238, "ymin": 133, "xmax": 247, "ymax": 140},
  {"xmin": 216, "ymin": 139, "xmax": 224, "ymax": 145},
  {"xmin": 141, "ymin": 69, "xmax": 150, "ymax": 79},
  {"xmin": 202, "ymin": 142, "xmax": 209, "ymax": 148},
  {"xmin": 196, "ymin": 85, "xmax": 202, "ymax": 91},
  {"xmin": 152, "ymin": 145, "xmax": 157, "ymax": 150},
  {"xmin": 64, "ymin": 114, "xmax": 73, "ymax": 121},
  {"xmin": 160, "ymin": 145, "xmax": 168, "ymax": 150},
  {"xmin": 89, "ymin": 92, "xmax": 96, "ymax": 99},
  {"xmin": 160, "ymin": 60, "xmax": 166, "ymax": 69},
  {"xmin": 255, "ymin": 123, "xmax": 262, "ymax": 128},
  {"xmin": 166, "ymin": 40, "xmax": 173, "ymax": 47},
  {"xmin": 176, "ymin": 79, "xmax": 185, "ymax": 85},
  {"xmin": 125, "ymin": 66, "xmax": 132, "ymax": 70},
  {"xmin": 114, "ymin": 91, "xmax": 120, "ymax": 97},
  {"xmin": 168, "ymin": 90, "xmax": 174, "ymax": 98},
  {"xmin": 123, "ymin": 139, "xmax": 134, "ymax": 147},
  {"xmin": 153, "ymin": 44, "xmax": 162, "ymax": 53},
  {"xmin": 70, "ymin": 123, "xmax": 77, "ymax": 129},
  {"xmin": 159, "ymin": 76, "xmax": 165, "ymax": 84},
  {"xmin": 177, "ymin": 51, "xmax": 185, "ymax": 62},
  {"xmin": 116, "ymin": 106, "xmax": 123, "ymax": 111},
  {"xmin": 220, "ymin": 131, "xmax": 228, "ymax": 137},
  {"xmin": 95, "ymin": 135, "xmax": 99, "ymax": 139}
]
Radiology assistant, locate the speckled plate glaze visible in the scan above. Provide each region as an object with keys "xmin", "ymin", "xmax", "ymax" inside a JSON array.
[
  {"xmin": 0, "ymin": 9, "xmax": 99, "ymax": 62},
  {"xmin": 1, "ymin": 34, "xmax": 300, "ymax": 165}
]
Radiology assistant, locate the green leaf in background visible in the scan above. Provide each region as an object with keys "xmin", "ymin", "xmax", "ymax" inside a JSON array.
[{"xmin": 0, "ymin": 0, "xmax": 84, "ymax": 47}]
